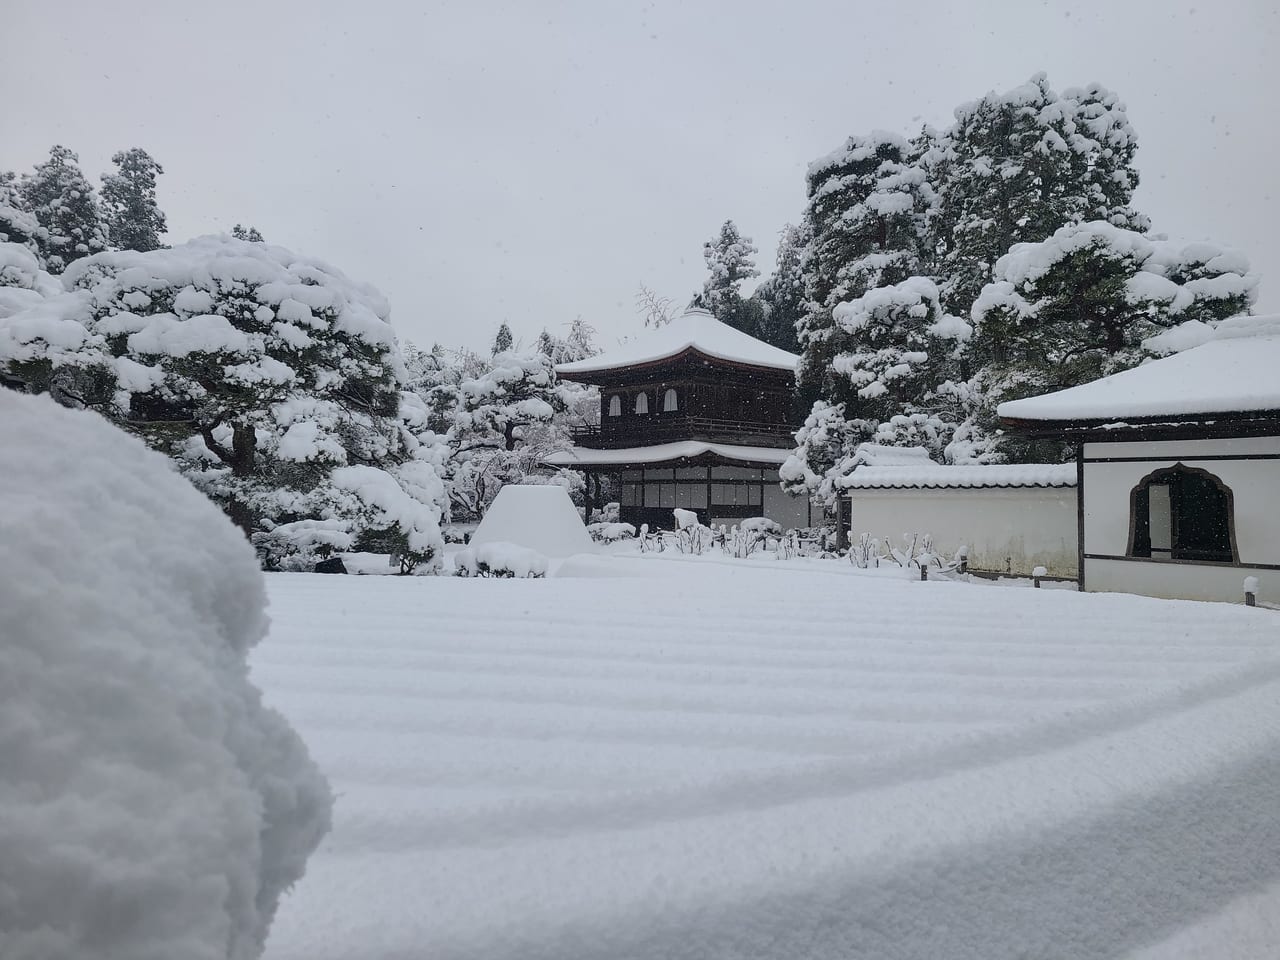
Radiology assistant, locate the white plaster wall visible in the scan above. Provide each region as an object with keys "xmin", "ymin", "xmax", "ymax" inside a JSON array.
[
  {"xmin": 1087, "ymin": 558, "xmax": 1277, "ymax": 604},
  {"xmin": 1080, "ymin": 435, "xmax": 1280, "ymax": 602},
  {"xmin": 849, "ymin": 487, "xmax": 1078, "ymax": 577},
  {"xmin": 763, "ymin": 483, "xmax": 813, "ymax": 531},
  {"xmin": 1082, "ymin": 452, "xmax": 1280, "ymax": 563}
]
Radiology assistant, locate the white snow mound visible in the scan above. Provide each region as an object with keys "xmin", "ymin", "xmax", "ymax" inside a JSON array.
[
  {"xmin": 469, "ymin": 484, "xmax": 595, "ymax": 559},
  {"xmin": 0, "ymin": 392, "xmax": 332, "ymax": 960}
]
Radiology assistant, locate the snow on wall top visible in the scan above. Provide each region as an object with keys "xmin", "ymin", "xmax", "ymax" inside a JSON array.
[
  {"xmin": 851, "ymin": 443, "xmax": 936, "ymax": 467},
  {"xmin": 842, "ymin": 462, "xmax": 1077, "ymax": 490},
  {"xmin": 545, "ymin": 440, "xmax": 793, "ymax": 468},
  {"xmin": 999, "ymin": 314, "xmax": 1280, "ymax": 423},
  {"xmin": 556, "ymin": 308, "xmax": 800, "ymax": 377}
]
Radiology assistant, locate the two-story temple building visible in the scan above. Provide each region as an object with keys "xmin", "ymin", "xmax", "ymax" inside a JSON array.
[{"xmin": 545, "ymin": 308, "xmax": 815, "ymax": 530}]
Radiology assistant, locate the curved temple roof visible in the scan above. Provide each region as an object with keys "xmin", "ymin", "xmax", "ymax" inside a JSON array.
[
  {"xmin": 545, "ymin": 440, "xmax": 792, "ymax": 468},
  {"xmin": 556, "ymin": 308, "xmax": 800, "ymax": 378}
]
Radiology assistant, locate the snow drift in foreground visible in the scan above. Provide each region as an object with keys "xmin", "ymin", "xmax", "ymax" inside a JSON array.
[{"xmin": 0, "ymin": 392, "xmax": 332, "ymax": 960}]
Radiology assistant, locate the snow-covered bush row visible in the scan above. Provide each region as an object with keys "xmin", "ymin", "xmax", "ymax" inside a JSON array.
[
  {"xmin": 455, "ymin": 541, "xmax": 549, "ymax": 578},
  {"xmin": 0, "ymin": 391, "xmax": 332, "ymax": 960},
  {"xmin": 0, "ymin": 235, "xmax": 448, "ymax": 571},
  {"xmin": 587, "ymin": 521, "xmax": 637, "ymax": 542}
]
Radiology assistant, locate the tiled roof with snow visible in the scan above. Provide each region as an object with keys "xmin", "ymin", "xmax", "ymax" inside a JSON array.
[
  {"xmin": 999, "ymin": 315, "xmax": 1280, "ymax": 423},
  {"xmin": 851, "ymin": 443, "xmax": 935, "ymax": 467},
  {"xmin": 556, "ymin": 309, "xmax": 800, "ymax": 377},
  {"xmin": 545, "ymin": 440, "xmax": 792, "ymax": 468},
  {"xmin": 841, "ymin": 463, "xmax": 1076, "ymax": 490}
]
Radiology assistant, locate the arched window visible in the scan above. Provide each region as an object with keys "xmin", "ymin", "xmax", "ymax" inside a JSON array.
[
  {"xmin": 663, "ymin": 388, "xmax": 678, "ymax": 412},
  {"xmin": 607, "ymin": 395, "xmax": 621, "ymax": 417},
  {"xmin": 1128, "ymin": 464, "xmax": 1237, "ymax": 564},
  {"xmin": 634, "ymin": 392, "xmax": 649, "ymax": 414}
]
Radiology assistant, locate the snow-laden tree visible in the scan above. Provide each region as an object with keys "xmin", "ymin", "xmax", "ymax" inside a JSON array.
[
  {"xmin": 929, "ymin": 74, "xmax": 1147, "ymax": 319},
  {"xmin": 780, "ymin": 399, "xmax": 865, "ymax": 506},
  {"xmin": 232, "ymin": 224, "xmax": 265, "ymax": 242},
  {"xmin": 19, "ymin": 145, "xmax": 109, "ymax": 273},
  {"xmin": 698, "ymin": 220, "xmax": 760, "ymax": 333},
  {"xmin": 0, "ymin": 172, "xmax": 43, "ymax": 256},
  {"xmin": 797, "ymin": 131, "xmax": 934, "ymax": 409},
  {"xmin": 101, "ymin": 148, "xmax": 167, "ymax": 252},
  {"xmin": 0, "ymin": 235, "xmax": 448, "ymax": 571},
  {"xmin": 967, "ymin": 220, "xmax": 1256, "ymax": 460},
  {"xmin": 636, "ymin": 283, "xmax": 676, "ymax": 328},
  {"xmin": 830, "ymin": 277, "xmax": 970, "ymax": 445}
]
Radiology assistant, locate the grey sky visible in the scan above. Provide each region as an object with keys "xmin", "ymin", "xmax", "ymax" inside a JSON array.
[{"xmin": 8, "ymin": 0, "xmax": 1278, "ymax": 354}]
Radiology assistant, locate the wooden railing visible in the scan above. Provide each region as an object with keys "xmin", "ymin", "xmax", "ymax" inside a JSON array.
[{"xmin": 570, "ymin": 416, "xmax": 796, "ymax": 449}]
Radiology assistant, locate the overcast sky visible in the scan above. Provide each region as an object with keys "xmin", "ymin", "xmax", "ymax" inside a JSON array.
[{"xmin": 8, "ymin": 0, "xmax": 1278, "ymax": 353}]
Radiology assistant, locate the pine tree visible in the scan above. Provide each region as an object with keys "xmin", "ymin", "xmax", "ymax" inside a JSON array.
[
  {"xmin": 231, "ymin": 224, "xmax": 264, "ymax": 242},
  {"xmin": 699, "ymin": 220, "xmax": 759, "ymax": 332},
  {"xmin": 101, "ymin": 148, "xmax": 167, "ymax": 252},
  {"xmin": 19, "ymin": 146, "xmax": 109, "ymax": 273},
  {"xmin": 929, "ymin": 74, "xmax": 1145, "ymax": 320},
  {"xmin": 969, "ymin": 221, "xmax": 1256, "ymax": 460},
  {"xmin": 752, "ymin": 222, "xmax": 808, "ymax": 354},
  {"xmin": 491, "ymin": 321, "xmax": 513, "ymax": 355},
  {"xmin": 0, "ymin": 172, "xmax": 43, "ymax": 255}
]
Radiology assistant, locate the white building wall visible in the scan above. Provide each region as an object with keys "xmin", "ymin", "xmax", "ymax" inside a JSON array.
[
  {"xmin": 1081, "ymin": 436, "xmax": 1280, "ymax": 603},
  {"xmin": 849, "ymin": 487, "xmax": 1078, "ymax": 577}
]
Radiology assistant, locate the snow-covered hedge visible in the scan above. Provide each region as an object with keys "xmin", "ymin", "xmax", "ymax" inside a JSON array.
[
  {"xmin": 586, "ymin": 521, "xmax": 637, "ymax": 543},
  {"xmin": 455, "ymin": 541, "xmax": 549, "ymax": 578},
  {"xmin": 0, "ymin": 391, "xmax": 332, "ymax": 960}
]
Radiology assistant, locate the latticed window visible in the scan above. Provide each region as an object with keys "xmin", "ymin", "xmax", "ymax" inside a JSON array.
[
  {"xmin": 1128, "ymin": 465, "xmax": 1236, "ymax": 564},
  {"xmin": 634, "ymin": 392, "xmax": 649, "ymax": 414},
  {"xmin": 607, "ymin": 395, "xmax": 621, "ymax": 417},
  {"xmin": 663, "ymin": 388, "xmax": 678, "ymax": 412}
]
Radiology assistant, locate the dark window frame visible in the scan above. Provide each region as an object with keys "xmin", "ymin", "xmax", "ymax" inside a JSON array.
[{"xmin": 1126, "ymin": 463, "xmax": 1239, "ymax": 564}]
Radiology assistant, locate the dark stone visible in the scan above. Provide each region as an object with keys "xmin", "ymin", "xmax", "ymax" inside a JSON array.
[{"xmin": 314, "ymin": 557, "xmax": 348, "ymax": 574}]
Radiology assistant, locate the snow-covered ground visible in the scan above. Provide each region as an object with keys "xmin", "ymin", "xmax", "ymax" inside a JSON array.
[{"xmin": 253, "ymin": 556, "xmax": 1280, "ymax": 960}]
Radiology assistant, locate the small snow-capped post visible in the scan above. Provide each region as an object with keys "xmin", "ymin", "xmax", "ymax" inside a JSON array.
[
  {"xmin": 1244, "ymin": 576, "xmax": 1259, "ymax": 607},
  {"xmin": 1033, "ymin": 565, "xmax": 1048, "ymax": 588},
  {"xmin": 956, "ymin": 545, "xmax": 969, "ymax": 575},
  {"xmin": 920, "ymin": 563, "xmax": 928, "ymax": 582}
]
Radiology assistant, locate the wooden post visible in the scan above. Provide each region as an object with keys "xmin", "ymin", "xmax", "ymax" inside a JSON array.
[
  {"xmin": 1033, "ymin": 565, "xmax": 1047, "ymax": 589},
  {"xmin": 837, "ymin": 497, "xmax": 851, "ymax": 552},
  {"xmin": 1244, "ymin": 576, "xmax": 1259, "ymax": 607},
  {"xmin": 583, "ymin": 470, "xmax": 594, "ymax": 523},
  {"xmin": 920, "ymin": 565, "xmax": 928, "ymax": 582}
]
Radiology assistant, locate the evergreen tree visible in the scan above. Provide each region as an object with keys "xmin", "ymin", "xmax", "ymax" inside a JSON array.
[
  {"xmin": 231, "ymin": 224, "xmax": 264, "ymax": 242},
  {"xmin": 929, "ymin": 74, "xmax": 1145, "ymax": 320},
  {"xmin": 797, "ymin": 131, "xmax": 933, "ymax": 413},
  {"xmin": 491, "ymin": 321, "xmax": 514, "ymax": 355},
  {"xmin": 19, "ymin": 146, "xmax": 109, "ymax": 273},
  {"xmin": 699, "ymin": 220, "xmax": 759, "ymax": 332},
  {"xmin": 0, "ymin": 172, "xmax": 43, "ymax": 255},
  {"xmin": 101, "ymin": 148, "xmax": 167, "ymax": 252},
  {"xmin": 752, "ymin": 222, "xmax": 808, "ymax": 354},
  {"xmin": 969, "ymin": 221, "xmax": 1256, "ymax": 460}
]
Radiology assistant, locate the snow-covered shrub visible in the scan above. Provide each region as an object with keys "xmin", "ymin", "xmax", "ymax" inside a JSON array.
[
  {"xmin": 586, "ymin": 521, "xmax": 636, "ymax": 543},
  {"xmin": 0, "ymin": 235, "xmax": 448, "ymax": 569},
  {"xmin": 0, "ymin": 391, "xmax": 332, "ymax": 960},
  {"xmin": 673, "ymin": 519, "xmax": 715, "ymax": 555},
  {"xmin": 455, "ymin": 541, "xmax": 549, "ymax": 578},
  {"xmin": 590, "ymin": 500, "xmax": 621, "ymax": 524}
]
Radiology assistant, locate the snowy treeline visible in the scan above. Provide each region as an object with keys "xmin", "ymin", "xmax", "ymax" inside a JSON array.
[{"xmin": 673, "ymin": 75, "xmax": 1257, "ymax": 502}]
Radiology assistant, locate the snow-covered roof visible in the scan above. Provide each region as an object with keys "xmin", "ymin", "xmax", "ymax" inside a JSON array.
[
  {"xmin": 556, "ymin": 309, "xmax": 799, "ymax": 378},
  {"xmin": 545, "ymin": 440, "xmax": 792, "ymax": 468},
  {"xmin": 842, "ymin": 463, "xmax": 1076, "ymax": 490},
  {"xmin": 999, "ymin": 315, "xmax": 1280, "ymax": 424}
]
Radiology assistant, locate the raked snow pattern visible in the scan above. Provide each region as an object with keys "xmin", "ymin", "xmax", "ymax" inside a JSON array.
[{"xmin": 254, "ymin": 557, "xmax": 1280, "ymax": 960}]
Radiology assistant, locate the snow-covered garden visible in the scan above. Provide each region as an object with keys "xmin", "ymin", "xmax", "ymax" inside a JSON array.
[{"xmin": 253, "ymin": 556, "xmax": 1280, "ymax": 960}]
